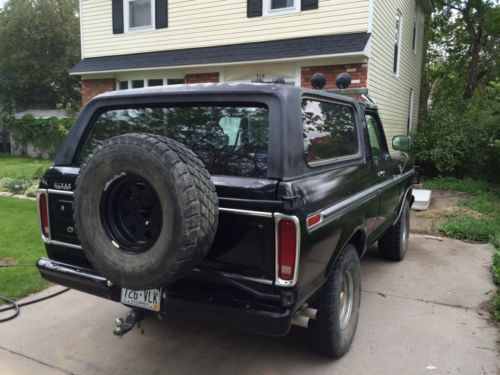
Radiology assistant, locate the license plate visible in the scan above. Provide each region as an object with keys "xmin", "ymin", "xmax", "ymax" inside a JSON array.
[{"xmin": 120, "ymin": 288, "xmax": 161, "ymax": 312}]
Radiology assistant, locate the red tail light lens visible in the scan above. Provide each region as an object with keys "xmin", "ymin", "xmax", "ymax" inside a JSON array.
[
  {"xmin": 278, "ymin": 219, "xmax": 297, "ymax": 281},
  {"xmin": 38, "ymin": 193, "xmax": 50, "ymax": 237}
]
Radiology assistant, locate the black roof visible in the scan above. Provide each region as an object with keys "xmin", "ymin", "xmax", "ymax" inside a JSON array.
[{"xmin": 71, "ymin": 32, "xmax": 370, "ymax": 74}]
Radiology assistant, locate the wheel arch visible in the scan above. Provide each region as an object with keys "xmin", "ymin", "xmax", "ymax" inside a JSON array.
[
  {"xmin": 325, "ymin": 226, "xmax": 367, "ymax": 279},
  {"xmin": 392, "ymin": 186, "xmax": 413, "ymax": 226}
]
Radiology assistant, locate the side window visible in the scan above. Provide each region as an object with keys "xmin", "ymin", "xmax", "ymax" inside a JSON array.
[
  {"xmin": 393, "ymin": 11, "xmax": 403, "ymax": 75},
  {"xmin": 365, "ymin": 113, "xmax": 385, "ymax": 160},
  {"xmin": 302, "ymin": 99, "xmax": 359, "ymax": 165}
]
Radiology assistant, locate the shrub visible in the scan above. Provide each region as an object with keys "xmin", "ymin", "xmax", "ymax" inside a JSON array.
[
  {"xmin": 6, "ymin": 115, "xmax": 74, "ymax": 159},
  {"xmin": 413, "ymin": 81, "xmax": 500, "ymax": 182},
  {"xmin": 1, "ymin": 178, "xmax": 30, "ymax": 193},
  {"xmin": 0, "ymin": 177, "xmax": 13, "ymax": 191},
  {"xmin": 24, "ymin": 181, "xmax": 39, "ymax": 197}
]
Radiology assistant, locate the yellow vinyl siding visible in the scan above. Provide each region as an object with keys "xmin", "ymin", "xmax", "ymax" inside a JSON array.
[
  {"xmin": 367, "ymin": 0, "xmax": 426, "ymax": 143},
  {"xmin": 81, "ymin": 0, "xmax": 370, "ymax": 58}
]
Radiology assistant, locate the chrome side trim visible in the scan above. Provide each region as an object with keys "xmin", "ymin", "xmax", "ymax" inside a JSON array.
[
  {"xmin": 49, "ymin": 240, "xmax": 83, "ymax": 250},
  {"xmin": 308, "ymin": 170, "xmax": 414, "ymax": 233},
  {"xmin": 274, "ymin": 213, "xmax": 301, "ymax": 287},
  {"xmin": 47, "ymin": 189, "xmax": 74, "ymax": 196},
  {"xmin": 220, "ymin": 272, "xmax": 274, "ymax": 286},
  {"xmin": 42, "ymin": 236, "xmax": 82, "ymax": 250},
  {"xmin": 45, "ymin": 192, "xmax": 275, "ymax": 218},
  {"xmin": 218, "ymin": 207, "xmax": 273, "ymax": 218}
]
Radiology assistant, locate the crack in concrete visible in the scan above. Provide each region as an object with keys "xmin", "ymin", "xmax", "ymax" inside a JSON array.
[
  {"xmin": 0, "ymin": 345, "xmax": 74, "ymax": 374},
  {"xmin": 362, "ymin": 289, "xmax": 474, "ymax": 310}
]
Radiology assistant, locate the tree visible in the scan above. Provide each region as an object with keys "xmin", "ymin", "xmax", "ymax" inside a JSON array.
[
  {"xmin": 423, "ymin": 0, "xmax": 499, "ymax": 104},
  {"xmin": 0, "ymin": 0, "xmax": 80, "ymax": 112},
  {"xmin": 414, "ymin": 0, "xmax": 499, "ymax": 180}
]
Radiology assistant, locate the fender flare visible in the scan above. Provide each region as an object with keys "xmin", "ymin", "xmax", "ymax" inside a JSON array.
[{"xmin": 392, "ymin": 186, "xmax": 414, "ymax": 226}]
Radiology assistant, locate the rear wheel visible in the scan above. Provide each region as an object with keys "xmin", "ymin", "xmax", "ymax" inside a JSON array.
[
  {"xmin": 378, "ymin": 199, "xmax": 410, "ymax": 261},
  {"xmin": 306, "ymin": 244, "xmax": 361, "ymax": 358}
]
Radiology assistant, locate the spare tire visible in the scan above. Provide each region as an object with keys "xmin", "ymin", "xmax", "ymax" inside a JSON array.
[{"xmin": 74, "ymin": 133, "xmax": 218, "ymax": 290}]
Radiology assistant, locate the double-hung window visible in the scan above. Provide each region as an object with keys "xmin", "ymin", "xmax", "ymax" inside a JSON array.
[
  {"xmin": 412, "ymin": 2, "xmax": 418, "ymax": 53},
  {"xmin": 393, "ymin": 11, "xmax": 403, "ymax": 76},
  {"xmin": 124, "ymin": 0, "xmax": 155, "ymax": 32},
  {"xmin": 263, "ymin": 0, "xmax": 300, "ymax": 16}
]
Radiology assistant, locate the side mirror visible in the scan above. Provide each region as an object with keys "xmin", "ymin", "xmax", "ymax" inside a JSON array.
[{"xmin": 392, "ymin": 135, "xmax": 411, "ymax": 152}]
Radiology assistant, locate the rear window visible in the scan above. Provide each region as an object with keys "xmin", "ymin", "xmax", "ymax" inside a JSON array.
[
  {"xmin": 80, "ymin": 104, "xmax": 269, "ymax": 177},
  {"xmin": 302, "ymin": 99, "xmax": 359, "ymax": 165}
]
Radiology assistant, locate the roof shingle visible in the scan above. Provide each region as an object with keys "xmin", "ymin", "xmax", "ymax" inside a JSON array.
[{"xmin": 71, "ymin": 32, "xmax": 370, "ymax": 74}]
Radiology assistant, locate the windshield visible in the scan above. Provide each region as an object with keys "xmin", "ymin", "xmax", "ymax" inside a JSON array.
[{"xmin": 81, "ymin": 103, "xmax": 269, "ymax": 178}]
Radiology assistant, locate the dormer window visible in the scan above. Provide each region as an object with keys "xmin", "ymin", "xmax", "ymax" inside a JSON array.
[
  {"xmin": 263, "ymin": 0, "xmax": 300, "ymax": 16},
  {"xmin": 125, "ymin": 0, "xmax": 155, "ymax": 32}
]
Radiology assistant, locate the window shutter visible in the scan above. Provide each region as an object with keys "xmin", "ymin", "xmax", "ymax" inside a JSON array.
[
  {"xmin": 247, "ymin": 0, "xmax": 262, "ymax": 17},
  {"xmin": 155, "ymin": 0, "xmax": 168, "ymax": 29},
  {"xmin": 301, "ymin": 0, "xmax": 319, "ymax": 11},
  {"xmin": 112, "ymin": 0, "xmax": 124, "ymax": 34}
]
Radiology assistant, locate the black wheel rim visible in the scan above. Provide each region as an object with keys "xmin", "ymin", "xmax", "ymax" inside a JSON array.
[{"xmin": 100, "ymin": 174, "xmax": 162, "ymax": 253}]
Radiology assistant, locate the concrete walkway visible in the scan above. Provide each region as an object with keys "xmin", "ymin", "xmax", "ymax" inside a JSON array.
[{"xmin": 0, "ymin": 234, "xmax": 497, "ymax": 375}]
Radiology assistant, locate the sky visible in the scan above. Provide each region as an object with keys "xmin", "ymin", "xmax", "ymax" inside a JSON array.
[{"xmin": 0, "ymin": 0, "xmax": 4, "ymax": 9}]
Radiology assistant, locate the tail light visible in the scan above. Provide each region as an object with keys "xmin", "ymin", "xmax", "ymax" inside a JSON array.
[
  {"xmin": 38, "ymin": 192, "xmax": 50, "ymax": 238},
  {"xmin": 276, "ymin": 216, "xmax": 300, "ymax": 286}
]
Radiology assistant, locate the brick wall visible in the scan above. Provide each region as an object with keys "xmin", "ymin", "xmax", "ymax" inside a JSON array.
[
  {"xmin": 184, "ymin": 72, "xmax": 220, "ymax": 84},
  {"xmin": 301, "ymin": 63, "xmax": 368, "ymax": 90},
  {"xmin": 81, "ymin": 79, "xmax": 116, "ymax": 106}
]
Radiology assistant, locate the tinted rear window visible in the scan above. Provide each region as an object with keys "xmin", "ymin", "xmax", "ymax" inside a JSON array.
[{"xmin": 81, "ymin": 104, "xmax": 269, "ymax": 178}]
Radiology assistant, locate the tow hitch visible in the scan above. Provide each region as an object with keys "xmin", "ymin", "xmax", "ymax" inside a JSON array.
[{"xmin": 113, "ymin": 309, "xmax": 144, "ymax": 336}]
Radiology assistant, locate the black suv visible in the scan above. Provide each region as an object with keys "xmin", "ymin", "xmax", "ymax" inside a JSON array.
[{"xmin": 36, "ymin": 82, "xmax": 413, "ymax": 358}]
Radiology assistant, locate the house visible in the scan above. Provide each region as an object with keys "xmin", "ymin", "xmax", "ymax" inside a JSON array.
[{"xmin": 72, "ymin": 0, "xmax": 432, "ymax": 140}]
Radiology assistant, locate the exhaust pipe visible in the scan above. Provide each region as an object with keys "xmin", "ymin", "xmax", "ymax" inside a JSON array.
[{"xmin": 291, "ymin": 305, "xmax": 318, "ymax": 328}]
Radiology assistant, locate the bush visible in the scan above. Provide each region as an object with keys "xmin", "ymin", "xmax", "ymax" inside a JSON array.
[
  {"xmin": 413, "ymin": 81, "xmax": 500, "ymax": 182},
  {"xmin": 6, "ymin": 114, "xmax": 74, "ymax": 158},
  {"xmin": 0, "ymin": 177, "xmax": 13, "ymax": 191},
  {"xmin": 24, "ymin": 181, "xmax": 39, "ymax": 197},
  {"xmin": 0, "ymin": 178, "xmax": 30, "ymax": 193}
]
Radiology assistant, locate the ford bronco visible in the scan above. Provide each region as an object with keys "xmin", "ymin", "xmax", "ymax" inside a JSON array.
[{"xmin": 36, "ymin": 77, "xmax": 414, "ymax": 357}]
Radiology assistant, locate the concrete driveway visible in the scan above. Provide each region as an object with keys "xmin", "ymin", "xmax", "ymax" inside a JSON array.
[{"xmin": 0, "ymin": 234, "xmax": 497, "ymax": 375}]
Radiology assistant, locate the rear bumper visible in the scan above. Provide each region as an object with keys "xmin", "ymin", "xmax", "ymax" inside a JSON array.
[{"xmin": 37, "ymin": 258, "xmax": 292, "ymax": 336}]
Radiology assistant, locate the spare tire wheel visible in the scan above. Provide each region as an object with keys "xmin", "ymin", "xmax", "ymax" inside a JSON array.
[{"xmin": 74, "ymin": 133, "xmax": 218, "ymax": 290}]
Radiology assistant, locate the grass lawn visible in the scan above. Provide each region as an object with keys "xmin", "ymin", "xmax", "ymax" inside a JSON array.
[
  {"xmin": 0, "ymin": 154, "xmax": 52, "ymax": 179},
  {"xmin": 0, "ymin": 196, "xmax": 48, "ymax": 302},
  {"xmin": 421, "ymin": 177, "xmax": 500, "ymax": 242}
]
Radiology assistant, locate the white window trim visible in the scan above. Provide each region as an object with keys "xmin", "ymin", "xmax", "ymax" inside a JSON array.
[
  {"xmin": 117, "ymin": 78, "xmax": 169, "ymax": 90},
  {"xmin": 412, "ymin": 3, "xmax": 418, "ymax": 54},
  {"xmin": 263, "ymin": 0, "xmax": 300, "ymax": 17},
  {"xmin": 123, "ymin": 0, "xmax": 155, "ymax": 33},
  {"xmin": 407, "ymin": 89, "xmax": 414, "ymax": 133},
  {"xmin": 393, "ymin": 11, "xmax": 403, "ymax": 78}
]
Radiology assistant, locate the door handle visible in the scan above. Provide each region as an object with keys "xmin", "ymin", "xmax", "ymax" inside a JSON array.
[{"xmin": 378, "ymin": 170, "xmax": 387, "ymax": 178}]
